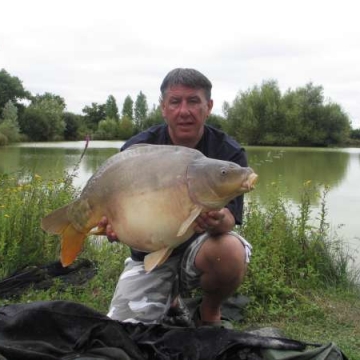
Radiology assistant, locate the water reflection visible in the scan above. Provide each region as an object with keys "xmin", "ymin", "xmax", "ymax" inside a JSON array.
[
  {"xmin": 248, "ymin": 147, "xmax": 350, "ymax": 205},
  {"xmin": 0, "ymin": 143, "xmax": 119, "ymax": 188},
  {"xmin": 0, "ymin": 143, "xmax": 354, "ymax": 203}
]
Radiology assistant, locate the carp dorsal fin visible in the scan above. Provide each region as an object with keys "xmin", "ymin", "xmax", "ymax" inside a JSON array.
[
  {"xmin": 177, "ymin": 205, "xmax": 202, "ymax": 237},
  {"xmin": 144, "ymin": 247, "xmax": 173, "ymax": 272}
]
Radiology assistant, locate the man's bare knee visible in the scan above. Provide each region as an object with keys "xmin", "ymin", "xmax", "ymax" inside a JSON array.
[{"xmin": 195, "ymin": 234, "xmax": 247, "ymax": 281}]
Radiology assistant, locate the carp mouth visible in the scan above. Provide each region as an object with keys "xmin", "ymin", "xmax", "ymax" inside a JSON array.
[{"xmin": 246, "ymin": 173, "xmax": 258, "ymax": 191}]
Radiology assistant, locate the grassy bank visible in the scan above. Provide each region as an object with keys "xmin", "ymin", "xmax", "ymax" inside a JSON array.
[{"xmin": 0, "ymin": 172, "xmax": 359, "ymax": 358}]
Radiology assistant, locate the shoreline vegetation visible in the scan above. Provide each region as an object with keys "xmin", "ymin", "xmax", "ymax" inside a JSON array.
[
  {"xmin": 1, "ymin": 171, "xmax": 359, "ymax": 358},
  {"xmin": 1, "ymin": 68, "xmax": 360, "ymax": 149}
]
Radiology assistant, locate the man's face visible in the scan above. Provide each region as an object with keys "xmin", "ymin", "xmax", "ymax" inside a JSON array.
[{"xmin": 161, "ymin": 85, "xmax": 213, "ymax": 147}]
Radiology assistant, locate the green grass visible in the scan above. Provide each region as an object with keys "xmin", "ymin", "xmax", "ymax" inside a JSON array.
[
  {"xmin": 0, "ymin": 171, "xmax": 359, "ymax": 359},
  {"xmin": 241, "ymin": 289, "xmax": 360, "ymax": 359}
]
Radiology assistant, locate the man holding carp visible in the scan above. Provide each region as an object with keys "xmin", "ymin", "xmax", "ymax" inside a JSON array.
[{"xmin": 102, "ymin": 68, "xmax": 256, "ymax": 327}]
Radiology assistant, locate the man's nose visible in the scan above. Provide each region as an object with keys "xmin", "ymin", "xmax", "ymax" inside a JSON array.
[{"xmin": 179, "ymin": 100, "xmax": 190, "ymax": 116}]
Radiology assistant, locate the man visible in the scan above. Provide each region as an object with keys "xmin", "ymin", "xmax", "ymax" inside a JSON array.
[{"xmin": 103, "ymin": 68, "xmax": 252, "ymax": 327}]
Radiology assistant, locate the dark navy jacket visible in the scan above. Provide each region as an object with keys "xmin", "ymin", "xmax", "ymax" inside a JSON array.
[{"xmin": 121, "ymin": 124, "xmax": 248, "ymax": 261}]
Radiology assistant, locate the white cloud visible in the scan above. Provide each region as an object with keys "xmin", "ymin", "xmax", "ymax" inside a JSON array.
[{"xmin": 1, "ymin": 0, "xmax": 359, "ymax": 127}]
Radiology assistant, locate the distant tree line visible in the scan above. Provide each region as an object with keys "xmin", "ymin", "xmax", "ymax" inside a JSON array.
[
  {"xmin": 0, "ymin": 68, "xmax": 359, "ymax": 147},
  {"xmin": 223, "ymin": 80, "xmax": 354, "ymax": 146}
]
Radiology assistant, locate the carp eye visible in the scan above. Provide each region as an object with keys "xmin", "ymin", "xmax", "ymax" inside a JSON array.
[{"xmin": 221, "ymin": 169, "xmax": 227, "ymax": 176}]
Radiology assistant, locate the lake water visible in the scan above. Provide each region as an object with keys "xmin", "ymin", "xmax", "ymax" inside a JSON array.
[{"xmin": 1, "ymin": 141, "xmax": 359, "ymax": 268}]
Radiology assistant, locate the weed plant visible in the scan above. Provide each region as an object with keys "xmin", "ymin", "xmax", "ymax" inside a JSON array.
[
  {"xmin": 0, "ymin": 172, "xmax": 78, "ymax": 278},
  {"xmin": 240, "ymin": 179, "xmax": 359, "ymax": 321},
  {"xmin": 0, "ymin": 169, "xmax": 127, "ymax": 312}
]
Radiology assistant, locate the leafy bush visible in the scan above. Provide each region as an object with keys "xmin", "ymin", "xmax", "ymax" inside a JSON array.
[
  {"xmin": 94, "ymin": 118, "xmax": 120, "ymax": 140},
  {"xmin": 0, "ymin": 119, "xmax": 21, "ymax": 143}
]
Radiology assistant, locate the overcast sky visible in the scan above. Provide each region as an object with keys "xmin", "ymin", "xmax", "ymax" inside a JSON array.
[{"xmin": 1, "ymin": 0, "xmax": 359, "ymax": 128}]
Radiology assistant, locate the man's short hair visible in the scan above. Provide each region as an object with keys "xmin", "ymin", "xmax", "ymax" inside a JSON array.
[{"xmin": 160, "ymin": 68, "xmax": 212, "ymax": 101}]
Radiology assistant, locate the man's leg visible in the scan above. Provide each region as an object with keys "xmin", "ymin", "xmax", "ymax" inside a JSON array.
[
  {"xmin": 195, "ymin": 233, "xmax": 248, "ymax": 323},
  {"xmin": 180, "ymin": 232, "xmax": 251, "ymax": 325},
  {"xmin": 107, "ymin": 256, "xmax": 180, "ymax": 323}
]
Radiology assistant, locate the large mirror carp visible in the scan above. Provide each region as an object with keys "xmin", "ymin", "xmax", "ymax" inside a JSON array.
[{"xmin": 41, "ymin": 144, "xmax": 257, "ymax": 272}]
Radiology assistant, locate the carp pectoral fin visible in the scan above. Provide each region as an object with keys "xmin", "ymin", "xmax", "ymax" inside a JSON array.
[
  {"xmin": 177, "ymin": 205, "xmax": 202, "ymax": 237},
  {"xmin": 60, "ymin": 224, "xmax": 87, "ymax": 267},
  {"xmin": 144, "ymin": 247, "xmax": 173, "ymax": 273}
]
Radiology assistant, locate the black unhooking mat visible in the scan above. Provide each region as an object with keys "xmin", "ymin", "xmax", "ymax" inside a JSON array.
[
  {"xmin": 0, "ymin": 301, "xmax": 348, "ymax": 360},
  {"xmin": 0, "ymin": 260, "xmax": 96, "ymax": 299}
]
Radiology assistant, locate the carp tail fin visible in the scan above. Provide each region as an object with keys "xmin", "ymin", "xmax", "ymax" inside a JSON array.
[
  {"xmin": 41, "ymin": 205, "xmax": 70, "ymax": 235},
  {"xmin": 144, "ymin": 247, "xmax": 173, "ymax": 273},
  {"xmin": 41, "ymin": 204, "xmax": 87, "ymax": 267},
  {"xmin": 60, "ymin": 224, "xmax": 87, "ymax": 267}
]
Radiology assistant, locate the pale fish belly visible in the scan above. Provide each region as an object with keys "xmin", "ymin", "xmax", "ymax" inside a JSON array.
[{"xmin": 109, "ymin": 185, "xmax": 196, "ymax": 252}]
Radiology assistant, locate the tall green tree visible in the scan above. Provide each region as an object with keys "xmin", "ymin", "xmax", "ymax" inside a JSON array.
[
  {"xmin": 1, "ymin": 100, "xmax": 18, "ymax": 123},
  {"xmin": 206, "ymin": 114, "xmax": 226, "ymax": 130},
  {"xmin": 317, "ymin": 102, "xmax": 351, "ymax": 145},
  {"xmin": 20, "ymin": 108, "xmax": 52, "ymax": 141},
  {"xmin": 0, "ymin": 100, "xmax": 21, "ymax": 143},
  {"xmin": 350, "ymin": 128, "xmax": 360, "ymax": 140},
  {"xmin": 227, "ymin": 80, "xmax": 351, "ymax": 146},
  {"xmin": 291, "ymin": 83, "xmax": 324, "ymax": 145},
  {"xmin": 105, "ymin": 95, "xmax": 119, "ymax": 120},
  {"xmin": 281, "ymin": 89, "xmax": 303, "ymax": 145},
  {"xmin": 20, "ymin": 93, "xmax": 66, "ymax": 141},
  {"xmin": 122, "ymin": 95, "xmax": 134, "ymax": 120},
  {"xmin": 0, "ymin": 69, "xmax": 31, "ymax": 110},
  {"xmin": 31, "ymin": 92, "xmax": 66, "ymax": 109},
  {"xmin": 118, "ymin": 115, "xmax": 134, "ymax": 139},
  {"xmin": 134, "ymin": 91, "xmax": 148, "ymax": 132},
  {"xmin": 94, "ymin": 117, "xmax": 119, "ymax": 140},
  {"xmin": 142, "ymin": 104, "xmax": 163, "ymax": 129},
  {"xmin": 283, "ymin": 82, "xmax": 349, "ymax": 146},
  {"xmin": 227, "ymin": 80, "xmax": 283, "ymax": 145},
  {"xmin": 63, "ymin": 112, "xmax": 86, "ymax": 140},
  {"xmin": 82, "ymin": 102, "xmax": 106, "ymax": 132}
]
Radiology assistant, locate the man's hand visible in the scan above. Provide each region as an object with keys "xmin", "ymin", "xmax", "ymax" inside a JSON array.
[
  {"xmin": 98, "ymin": 216, "xmax": 119, "ymax": 242},
  {"xmin": 193, "ymin": 208, "xmax": 235, "ymax": 235}
]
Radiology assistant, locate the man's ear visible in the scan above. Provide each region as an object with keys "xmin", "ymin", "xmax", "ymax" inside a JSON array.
[
  {"xmin": 207, "ymin": 99, "xmax": 214, "ymax": 116},
  {"xmin": 160, "ymin": 101, "xmax": 167, "ymax": 122}
]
